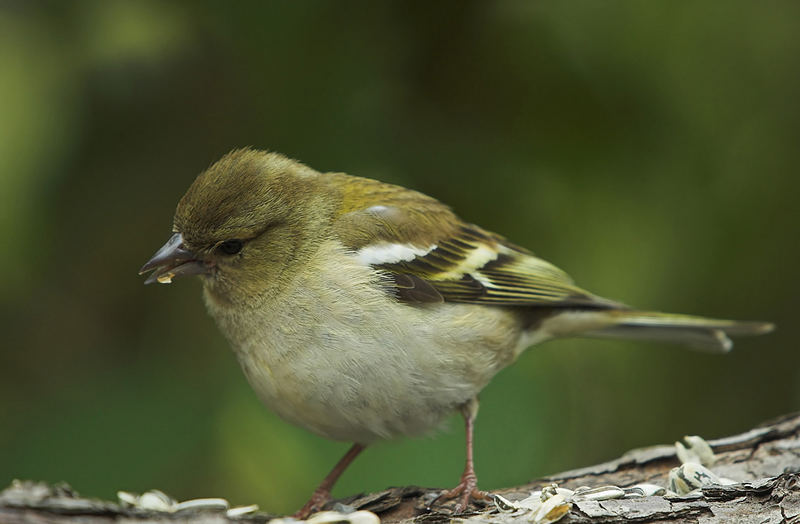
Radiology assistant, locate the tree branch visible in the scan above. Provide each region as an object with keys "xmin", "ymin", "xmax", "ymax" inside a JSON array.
[{"xmin": 3, "ymin": 412, "xmax": 800, "ymax": 523}]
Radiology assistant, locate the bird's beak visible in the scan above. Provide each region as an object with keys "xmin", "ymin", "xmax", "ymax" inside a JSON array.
[{"xmin": 139, "ymin": 232, "xmax": 210, "ymax": 284}]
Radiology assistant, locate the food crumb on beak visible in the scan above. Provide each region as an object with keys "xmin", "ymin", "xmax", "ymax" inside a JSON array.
[{"xmin": 157, "ymin": 272, "xmax": 175, "ymax": 284}]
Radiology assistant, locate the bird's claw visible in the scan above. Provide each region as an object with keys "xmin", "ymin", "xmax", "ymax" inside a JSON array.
[
  {"xmin": 293, "ymin": 489, "xmax": 331, "ymax": 520},
  {"xmin": 433, "ymin": 473, "xmax": 490, "ymax": 514}
]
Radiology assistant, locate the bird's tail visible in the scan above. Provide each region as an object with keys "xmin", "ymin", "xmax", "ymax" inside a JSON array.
[{"xmin": 542, "ymin": 309, "xmax": 774, "ymax": 353}]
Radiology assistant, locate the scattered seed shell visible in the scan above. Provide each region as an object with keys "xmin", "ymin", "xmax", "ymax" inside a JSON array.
[
  {"xmin": 267, "ymin": 518, "xmax": 298, "ymax": 524},
  {"xmin": 517, "ymin": 492, "xmax": 544, "ymax": 510},
  {"xmin": 572, "ymin": 485, "xmax": 625, "ymax": 501},
  {"xmin": 530, "ymin": 493, "xmax": 571, "ymax": 523},
  {"xmin": 174, "ymin": 498, "xmax": 230, "ymax": 512},
  {"xmin": 117, "ymin": 491, "xmax": 139, "ymax": 507},
  {"xmin": 227, "ymin": 504, "xmax": 260, "ymax": 517},
  {"xmin": 669, "ymin": 462, "xmax": 721, "ymax": 494},
  {"xmin": 492, "ymin": 493, "xmax": 521, "ymax": 512},
  {"xmin": 676, "ymin": 435, "xmax": 716, "ymax": 467},
  {"xmin": 305, "ymin": 510, "xmax": 379, "ymax": 524},
  {"xmin": 624, "ymin": 483, "xmax": 665, "ymax": 497},
  {"xmin": 138, "ymin": 490, "xmax": 176, "ymax": 512}
]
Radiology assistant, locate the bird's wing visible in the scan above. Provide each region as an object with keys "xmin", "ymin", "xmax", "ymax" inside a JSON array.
[{"xmin": 329, "ymin": 174, "xmax": 616, "ymax": 308}]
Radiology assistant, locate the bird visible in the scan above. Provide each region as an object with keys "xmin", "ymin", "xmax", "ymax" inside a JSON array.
[{"xmin": 140, "ymin": 148, "xmax": 773, "ymax": 518}]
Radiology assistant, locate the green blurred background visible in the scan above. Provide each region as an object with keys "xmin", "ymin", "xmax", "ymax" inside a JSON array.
[{"xmin": 1, "ymin": 0, "xmax": 798, "ymax": 515}]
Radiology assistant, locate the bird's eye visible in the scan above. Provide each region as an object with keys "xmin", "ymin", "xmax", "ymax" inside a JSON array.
[{"xmin": 218, "ymin": 239, "xmax": 243, "ymax": 255}]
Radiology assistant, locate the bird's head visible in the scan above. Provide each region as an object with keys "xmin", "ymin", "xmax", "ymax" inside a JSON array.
[{"xmin": 140, "ymin": 148, "xmax": 335, "ymax": 305}]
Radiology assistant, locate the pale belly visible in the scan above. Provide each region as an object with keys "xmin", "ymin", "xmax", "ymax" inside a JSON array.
[{"xmin": 205, "ymin": 242, "xmax": 524, "ymax": 444}]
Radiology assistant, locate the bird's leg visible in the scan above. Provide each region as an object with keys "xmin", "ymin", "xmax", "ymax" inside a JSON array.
[
  {"xmin": 434, "ymin": 398, "xmax": 489, "ymax": 513},
  {"xmin": 294, "ymin": 443, "xmax": 365, "ymax": 519}
]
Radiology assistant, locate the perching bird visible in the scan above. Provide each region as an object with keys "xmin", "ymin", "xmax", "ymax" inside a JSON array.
[{"xmin": 140, "ymin": 148, "xmax": 773, "ymax": 517}]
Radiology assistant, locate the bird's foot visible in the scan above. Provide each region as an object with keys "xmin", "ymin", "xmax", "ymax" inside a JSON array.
[
  {"xmin": 433, "ymin": 472, "xmax": 490, "ymax": 514},
  {"xmin": 293, "ymin": 488, "xmax": 330, "ymax": 520},
  {"xmin": 293, "ymin": 444, "xmax": 366, "ymax": 519}
]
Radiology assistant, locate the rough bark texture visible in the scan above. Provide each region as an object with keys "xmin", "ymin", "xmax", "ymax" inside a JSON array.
[{"xmin": 3, "ymin": 412, "xmax": 800, "ymax": 523}]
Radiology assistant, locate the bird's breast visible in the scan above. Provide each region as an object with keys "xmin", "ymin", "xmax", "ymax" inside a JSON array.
[{"xmin": 204, "ymin": 240, "xmax": 523, "ymax": 443}]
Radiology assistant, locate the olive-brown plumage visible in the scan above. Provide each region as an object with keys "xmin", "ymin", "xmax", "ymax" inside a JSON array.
[{"xmin": 141, "ymin": 148, "xmax": 773, "ymax": 517}]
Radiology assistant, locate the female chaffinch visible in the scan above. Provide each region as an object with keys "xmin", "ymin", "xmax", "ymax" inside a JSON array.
[{"xmin": 141, "ymin": 148, "xmax": 772, "ymax": 517}]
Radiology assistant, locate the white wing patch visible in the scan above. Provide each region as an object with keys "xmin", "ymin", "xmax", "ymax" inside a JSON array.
[
  {"xmin": 437, "ymin": 243, "xmax": 500, "ymax": 279},
  {"xmin": 356, "ymin": 243, "xmax": 437, "ymax": 266},
  {"xmin": 470, "ymin": 271, "xmax": 498, "ymax": 289}
]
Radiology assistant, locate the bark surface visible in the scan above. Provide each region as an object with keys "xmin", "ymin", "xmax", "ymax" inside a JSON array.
[{"xmin": 3, "ymin": 412, "xmax": 800, "ymax": 523}]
